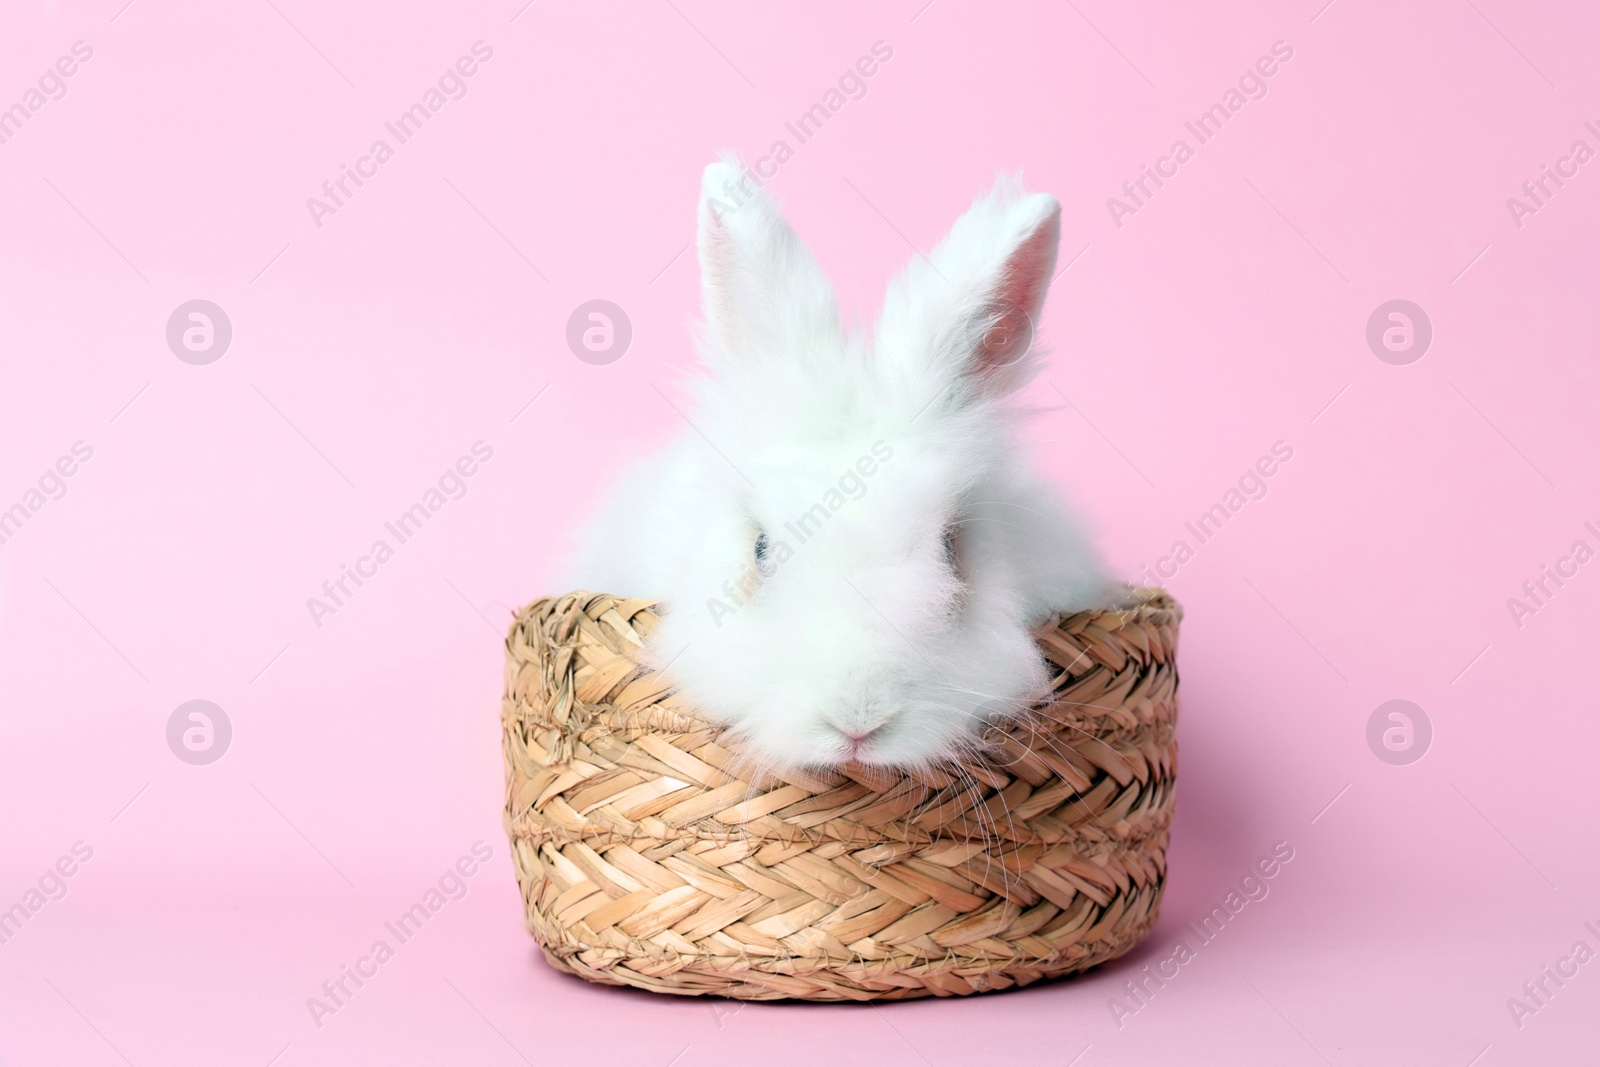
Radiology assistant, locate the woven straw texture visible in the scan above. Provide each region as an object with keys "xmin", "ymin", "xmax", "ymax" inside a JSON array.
[{"xmin": 501, "ymin": 588, "xmax": 1182, "ymax": 1001}]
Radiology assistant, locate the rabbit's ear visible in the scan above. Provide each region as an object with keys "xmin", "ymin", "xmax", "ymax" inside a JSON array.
[
  {"xmin": 697, "ymin": 157, "xmax": 838, "ymax": 362},
  {"xmin": 876, "ymin": 178, "xmax": 1061, "ymax": 404}
]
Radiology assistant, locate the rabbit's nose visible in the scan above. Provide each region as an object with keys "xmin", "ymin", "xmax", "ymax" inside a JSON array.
[{"xmin": 840, "ymin": 724, "xmax": 882, "ymax": 760}]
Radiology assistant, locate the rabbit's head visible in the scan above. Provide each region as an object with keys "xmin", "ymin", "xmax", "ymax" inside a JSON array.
[{"xmin": 638, "ymin": 160, "xmax": 1111, "ymax": 772}]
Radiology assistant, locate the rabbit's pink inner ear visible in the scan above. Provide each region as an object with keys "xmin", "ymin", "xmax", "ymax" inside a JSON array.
[
  {"xmin": 700, "ymin": 214, "xmax": 733, "ymax": 314},
  {"xmin": 972, "ymin": 205, "xmax": 1060, "ymax": 380},
  {"xmin": 697, "ymin": 196, "xmax": 749, "ymax": 352}
]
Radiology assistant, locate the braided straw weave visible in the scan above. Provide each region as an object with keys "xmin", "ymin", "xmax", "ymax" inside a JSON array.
[{"xmin": 501, "ymin": 588, "xmax": 1182, "ymax": 1001}]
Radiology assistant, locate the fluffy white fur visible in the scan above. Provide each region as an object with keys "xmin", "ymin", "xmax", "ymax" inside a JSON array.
[{"xmin": 563, "ymin": 160, "xmax": 1114, "ymax": 771}]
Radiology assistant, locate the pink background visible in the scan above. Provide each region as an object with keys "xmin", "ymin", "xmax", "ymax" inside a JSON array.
[{"xmin": 1, "ymin": 1, "xmax": 1596, "ymax": 1064}]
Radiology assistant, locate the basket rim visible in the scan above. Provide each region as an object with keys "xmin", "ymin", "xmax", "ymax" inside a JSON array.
[{"xmin": 507, "ymin": 585, "xmax": 1181, "ymax": 741}]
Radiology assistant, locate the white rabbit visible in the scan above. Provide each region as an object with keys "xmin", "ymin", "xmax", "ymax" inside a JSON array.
[{"xmin": 563, "ymin": 159, "xmax": 1114, "ymax": 771}]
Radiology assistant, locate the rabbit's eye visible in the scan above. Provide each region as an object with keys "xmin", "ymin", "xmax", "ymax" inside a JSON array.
[
  {"xmin": 942, "ymin": 524, "xmax": 961, "ymax": 572},
  {"xmin": 753, "ymin": 528, "xmax": 776, "ymax": 577}
]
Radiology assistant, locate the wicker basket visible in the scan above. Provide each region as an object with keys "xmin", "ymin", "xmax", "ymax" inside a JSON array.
[{"xmin": 500, "ymin": 588, "xmax": 1182, "ymax": 1001}]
